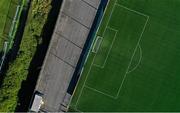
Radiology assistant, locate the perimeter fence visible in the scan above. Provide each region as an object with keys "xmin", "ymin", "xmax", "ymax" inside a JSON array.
[{"xmin": 0, "ymin": 0, "xmax": 26, "ymax": 72}]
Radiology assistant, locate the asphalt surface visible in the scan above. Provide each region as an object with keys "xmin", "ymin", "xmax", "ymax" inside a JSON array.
[{"xmin": 35, "ymin": 0, "xmax": 100, "ymax": 111}]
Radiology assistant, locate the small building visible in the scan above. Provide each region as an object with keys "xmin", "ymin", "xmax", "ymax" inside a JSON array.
[{"xmin": 29, "ymin": 94, "xmax": 44, "ymax": 112}]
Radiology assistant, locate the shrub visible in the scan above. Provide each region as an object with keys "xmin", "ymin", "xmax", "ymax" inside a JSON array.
[{"xmin": 0, "ymin": 0, "xmax": 52, "ymax": 111}]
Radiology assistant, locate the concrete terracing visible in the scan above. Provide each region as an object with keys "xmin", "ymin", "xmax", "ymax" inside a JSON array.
[{"xmin": 35, "ymin": 0, "xmax": 100, "ymax": 112}]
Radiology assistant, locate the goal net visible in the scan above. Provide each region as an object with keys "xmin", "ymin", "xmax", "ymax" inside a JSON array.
[{"xmin": 92, "ymin": 36, "xmax": 102, "ymax": 53}]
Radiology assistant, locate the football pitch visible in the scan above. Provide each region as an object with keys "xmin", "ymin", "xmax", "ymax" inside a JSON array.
[{"xmin": 70, "ymin": 0, "xmax": 180, "ymax": 111}]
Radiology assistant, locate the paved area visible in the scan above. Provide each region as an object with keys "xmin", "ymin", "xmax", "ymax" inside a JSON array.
[{"xmin": 35, "ymin": 0, "xmax": 100, "ymax": 111}]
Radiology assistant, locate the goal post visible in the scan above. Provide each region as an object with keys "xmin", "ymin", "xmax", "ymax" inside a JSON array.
[{"xmin": 92, "ymin": 36, "xmax": 103, "ymax": 53}]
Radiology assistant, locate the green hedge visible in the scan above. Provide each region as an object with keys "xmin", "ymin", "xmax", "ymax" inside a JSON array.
[{"xmin": 0, "ymin": 0, "xmax": 52, "ymax": 111}]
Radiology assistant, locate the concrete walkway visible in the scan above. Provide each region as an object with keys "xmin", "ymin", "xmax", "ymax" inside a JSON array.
[{"xmin": 35, "ymin": 0, "xmax": 100, "ymax": 111}]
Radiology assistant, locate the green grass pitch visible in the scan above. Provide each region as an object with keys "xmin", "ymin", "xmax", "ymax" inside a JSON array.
[{"xmin": 70, "ymin": 0, "xmax": 180, "ymax": 111}]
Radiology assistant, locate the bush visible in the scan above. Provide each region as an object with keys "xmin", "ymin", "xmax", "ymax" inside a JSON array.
[{"xmin": 0, "ymin": 0, "xmax": 52, "ymax": 111}]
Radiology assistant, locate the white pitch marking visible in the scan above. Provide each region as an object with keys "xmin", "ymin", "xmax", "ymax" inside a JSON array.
[
  {"xmin": 93, "ymin": 27, "xmax": 118, "ymax": 68},
  {"xmin": 115, "ymin": 16, "xmax": 149, "ymax": 99},
  {"xmin": 127, "ymin": 44, "xmax": 143, "ymax": 74},
  {"xmin": 115, "ymin": 3, "xmax": 149, "ymax": 18},
  {"xmin": 85, "ymin": 85, "xmax": 115, "ymax": 99}
]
